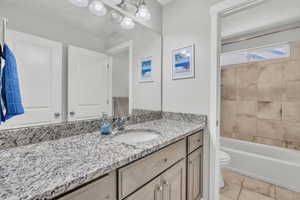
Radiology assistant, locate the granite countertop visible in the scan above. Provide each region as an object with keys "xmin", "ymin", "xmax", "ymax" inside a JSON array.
[{"xmin": 0, "ymin": 118, "xmax": 206, "ymax": 200}]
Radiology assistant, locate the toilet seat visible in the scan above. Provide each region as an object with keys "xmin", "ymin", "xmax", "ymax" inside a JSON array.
[{"xmin": 220, "ymin": 151, "xmax": 231, "ymax": 165}]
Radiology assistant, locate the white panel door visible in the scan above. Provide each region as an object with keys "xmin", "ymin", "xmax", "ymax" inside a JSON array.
[
  {"xmin": 1, "ymin": 30, "xmax": 62, "ymax": 129},
  {"xmin": 68, "ymin": 45, "xmax": 109, "ymax": 121}
]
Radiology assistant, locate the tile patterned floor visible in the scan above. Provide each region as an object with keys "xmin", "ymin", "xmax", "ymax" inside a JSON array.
[{"xmin": 220, "ymin": 169, "xmax": 300, "ymax": 200}]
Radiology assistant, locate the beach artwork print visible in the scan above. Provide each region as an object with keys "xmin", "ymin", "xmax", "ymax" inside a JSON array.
[
  {"xmin": 172, "ymin": 45, "xmax": 195, "ymax": 79},
  {"xmin": 140, "ymin": 56, "xmax": 153, "ymax": 82}
]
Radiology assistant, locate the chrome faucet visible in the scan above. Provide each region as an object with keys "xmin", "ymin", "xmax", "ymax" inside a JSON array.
[{"xmin": 112, "ymin": 116, "xmax": 127, "ymax": 131}]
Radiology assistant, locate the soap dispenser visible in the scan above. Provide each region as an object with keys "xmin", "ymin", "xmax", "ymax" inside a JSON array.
[{"xmin": 100, "ymin": 112, "xmax": 112, "ymax": 135}]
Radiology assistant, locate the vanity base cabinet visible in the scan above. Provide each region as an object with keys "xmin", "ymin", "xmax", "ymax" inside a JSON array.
[
  {"xmin": 187, "ymin": 148, "xmax": 203, "ymax": 200},
  {"xmin": 58, "ymin": 171, "xmax": 116, "ymax": 200}
]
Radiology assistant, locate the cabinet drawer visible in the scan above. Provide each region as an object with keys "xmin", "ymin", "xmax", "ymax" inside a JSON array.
[
  {"xmin": 188, "ymin": 131, "xmax": 203, "ymax": 154},
  {"xmin": 118, "ymin": 139, "xmax": 186, "ymax": 199},
  {"xmin": 59, "ymin": 171, "xmax": 116, "ymax": 200}
]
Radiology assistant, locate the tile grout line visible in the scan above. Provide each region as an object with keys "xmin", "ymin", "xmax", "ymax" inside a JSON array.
[{"xmin": 236, "ymin": 178, "xmax": 245, "ymax": 200}]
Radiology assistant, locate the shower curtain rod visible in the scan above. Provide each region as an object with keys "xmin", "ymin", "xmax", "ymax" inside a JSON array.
[{"xmin": 222, "ymin": 24, "xmax": 300, "ymax": 46}]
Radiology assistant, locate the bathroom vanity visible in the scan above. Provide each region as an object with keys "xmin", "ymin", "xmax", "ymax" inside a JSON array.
[
  {"xmin": 0, "ymin": 116, "xmax": 206, "ymax": 200},
  {"xmin": 58, "ymin": 130, "xmax": 203, "ymax": 200}
]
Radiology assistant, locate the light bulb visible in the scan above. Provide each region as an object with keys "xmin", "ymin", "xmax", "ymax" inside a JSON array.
[
  {"xmin": 136, "ymin": 4, "xmax": 151, "ymax": 21},
  {"xmin": 89, "ymin": 0, "xmax": 108, "ymax": 16},
  {"xmin": 69, "ymin": 0, "xmax": 89, "ymax": 7},
  {"xmin": 110, "ymin": 10, "xmax": 123, "ymax": 24},
  {"xmin": 120, "ymin": 17, "xmax": 135, "ymax": 29}
]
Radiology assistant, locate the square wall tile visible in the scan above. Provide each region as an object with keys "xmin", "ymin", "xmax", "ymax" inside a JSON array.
[
  {"xmin": 236, "ymin": 116, "xmax": 257, "ymax": 138},
  {"xmin": 237, "ymin": 101, "xmax": 257, "ymax": 117},
  {"xmin": 284, "ymin": 81, "xmax": 300, "ymax": 101},
  {"xmin": 253, "ymin": 136, "xmax": 285, "ymax": 147},
  {"xmin": 222, "ymin": 68, "xmax": 237, "ymax": 100},
  {"xmin": 283, "ymin": 61, "xmax": 300, "ymax": 81},
  {"xmin": 282, "ymin": 101, "xmax": 300, "ymax": 122},
  {"xmin": 237, "ymin": 64, "xmax": 258, "ymax": 101},
  {"xmin": 232, "ymin": 133, "xmax": 254, "ymax": 142},
  {"xmin": 257, "ymin": 101, "xmax": 282, "ymax": 120},
  {"xmin": 257, "ymin": 120, "xmax": 284, "ymax": 140},
  {"xmin": 283, "ymin": 122, "xmax": 300, "ymax": 142},
  {"xmin": 257, "ymin": 63, "xmax": 283, "ymax": 101},
  {"xmin": 221, "ymin": 100, "xmax": 237, "ymax": 135},
  {"xmin": 285, "ymin": 141, "xmax": 300, "ymax": 150}
]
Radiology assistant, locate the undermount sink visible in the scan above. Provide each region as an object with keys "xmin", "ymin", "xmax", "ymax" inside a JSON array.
[{"xmin": 112, "ymin": 129, "xmax": 160, "ymax": 145}]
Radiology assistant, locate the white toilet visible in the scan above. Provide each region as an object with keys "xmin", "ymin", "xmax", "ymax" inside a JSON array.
[{"xmin": 220, "ymin": 151, "xmax": 231, "ymax": 188}]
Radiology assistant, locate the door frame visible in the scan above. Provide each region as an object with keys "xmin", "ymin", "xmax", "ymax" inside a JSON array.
[
  {"xmin": 209, "ymin": 0, "xmax": 267, "ymax": 199},
  {"xmin": 107, "ymin": 40, "xmax": 133, "ymax": 116}
]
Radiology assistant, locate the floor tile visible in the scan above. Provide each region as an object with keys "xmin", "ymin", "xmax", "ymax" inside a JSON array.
[
  {"xmin": 220, "ymin": 183, "xmax": 241, "ymax": 200},
  {"xmin": 220, "ymin": 194, "xmax": 234, "ymax": 200},
  {"xmin": 243, "ymin": 176, "xmax": 274, "ymax": 197},
  {"xmin": 276, "ymin": 186, "xmax": 300, "ymax": 200},
  {"xmin": 222, "ymin": 169, "xmax": 245, "ymax": 186},
  {"xmin": 239, "ymin": 189, "xmax": 274, "ymax": 200}
]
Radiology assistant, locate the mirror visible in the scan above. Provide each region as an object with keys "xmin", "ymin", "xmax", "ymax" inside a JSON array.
[{"xmin": 0, "ymin": 0, "xmax": 162, "ymax": 129}]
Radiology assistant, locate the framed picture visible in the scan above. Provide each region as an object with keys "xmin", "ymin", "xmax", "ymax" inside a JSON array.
[
  {"xmin": 172, "ymin": 44, "xmax": 195, "ymax": 80},
  {"xmin": 139, "ymin": 56, "xmax": 153, "ymax": 82}
]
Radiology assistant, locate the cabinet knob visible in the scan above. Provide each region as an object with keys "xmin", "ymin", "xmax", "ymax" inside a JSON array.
[
  {"xmin": 163, "ymin": 180, "xmax": 169, "ymax": 186},
  {"xmin": 104, "ymin": 195, "xmax": 110, "ymax": 199},
  {"xmin": 163, "ymin": 158, "xmax": 168, "ymax": 162},
  {"xmin": 157, "ymin": 186, "xmax": 163, "ymax": 191},
  {"xmin": 54, "ymin": 113, "xmax": 60, "ymax": 118}
]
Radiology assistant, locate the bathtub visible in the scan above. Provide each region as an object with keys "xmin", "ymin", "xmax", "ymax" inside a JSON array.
[{"xmin": 221, "ymin": 137, "xmax": 300, "ymax": 192}]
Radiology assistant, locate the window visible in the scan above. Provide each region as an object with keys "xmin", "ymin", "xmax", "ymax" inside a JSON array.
[{"xmin": 221, "ymin": 43, "xmax": 290, "ymax": 66}]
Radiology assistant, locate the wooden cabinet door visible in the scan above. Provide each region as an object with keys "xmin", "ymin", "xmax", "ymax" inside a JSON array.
[
  {"xmin": 124, "ymin": 176, "xmax": 162, "ymax": 200},
  {"xmin": 68, "ymin": 45, "xmax": 109, "ymax": 121},
  {"xmin": 187, "ymin": 148, "xmax": 203, "ymax": 200},
  {"xmin": 59, "ymin": 172, "xmax": 116, "ymax": 200},
  {"xmin": 161, "ymin": 159, "xmax": 186, "ymax": 200}
]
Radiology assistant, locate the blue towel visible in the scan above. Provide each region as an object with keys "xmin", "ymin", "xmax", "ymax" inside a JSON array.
[{"xmin": 1, "ymin": 44, "xmax": 24, "ymax": 121}]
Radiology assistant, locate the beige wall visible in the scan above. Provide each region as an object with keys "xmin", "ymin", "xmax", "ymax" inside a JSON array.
[{"xmin": 221, "ymin": 40, "xmax": 300, "ymax": 151}]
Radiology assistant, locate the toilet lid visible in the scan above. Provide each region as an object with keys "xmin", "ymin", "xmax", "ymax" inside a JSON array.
[{"xmin": 220, "ymin": 151, "xmax": 231, "ymax": 162}]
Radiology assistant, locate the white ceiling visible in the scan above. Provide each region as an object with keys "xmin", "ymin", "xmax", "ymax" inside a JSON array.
[{"xmin": 222, "ymin": 0, "xmax": 300, "ymax": 40}]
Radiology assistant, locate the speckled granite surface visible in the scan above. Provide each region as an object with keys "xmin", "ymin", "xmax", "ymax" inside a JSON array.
[
  {"xmin": 0, "ymin": 110, "xmax": 162, "ymax": 151},
  {"xmin": 0, "ymin": 116, "xmax": 206, "ymax": 200}
]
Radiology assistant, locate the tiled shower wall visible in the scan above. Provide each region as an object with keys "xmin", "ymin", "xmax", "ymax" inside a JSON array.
[{"xmin": 220, "ymin": 41, "xmax": 300, "ymax": 150}]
